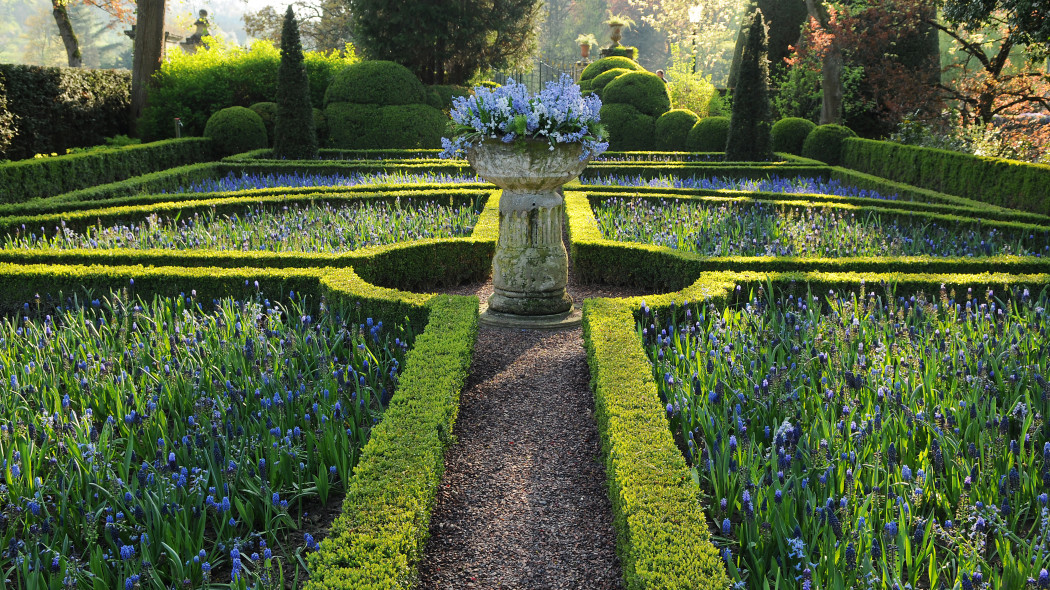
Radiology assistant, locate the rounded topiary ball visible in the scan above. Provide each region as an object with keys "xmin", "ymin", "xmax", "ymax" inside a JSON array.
[
  {"xmin": 326, "ymin": 103, "xmax": 447, "ymax": 149},
  {"xmin": 248, "ymin": 102, "xmax": 278, "ymax": 146},
  {"xmin": 324, "ymin": 60, "xmax": 427, "ymax": 106},
  {"xmin": 580, "ymin": 56, "xmax": 643, "ymax": 82},
  {"xmin": 771, "ymin": 117, "xmax": 817, "ymax": 155},
  {"xmin": 686, "ymin": 116, "xmax": 730, "ymax": 152},
  {"xmin": 655, "ymin": 109, "xmax": 700, "ymax": 151},
  {"xmin": 204, "ymin": 106, "xmax": 268, "ymax": 157},
  {"xmin": 801, "ymin": 123, "xmax": 858, "ymax": 165},
  {"xmin": 590, "ymin": 68, "xmax": 630, "ymax": 98},
  {"xmin": 603, "ymin": 71, "xmax": 672, "ymax": 118},
  {"xmin": 600, "ymin": 103, "xmax": 655, "ymax": 151}
]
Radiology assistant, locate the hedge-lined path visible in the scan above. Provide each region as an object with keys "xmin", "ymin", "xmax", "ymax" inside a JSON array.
[{"xmin": 419, "ymin": 262, "xmax": 647, "ymax": 588}]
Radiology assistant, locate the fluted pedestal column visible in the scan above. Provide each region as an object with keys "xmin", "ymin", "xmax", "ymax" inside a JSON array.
[{"xmin": 467, "ymin": 140, "xmax": 592, "ymax": 322}]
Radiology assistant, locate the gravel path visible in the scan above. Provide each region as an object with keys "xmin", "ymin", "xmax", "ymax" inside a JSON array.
[{"xmin": 418, "ymin": 241, "xmax": 648, "ymax": 590}]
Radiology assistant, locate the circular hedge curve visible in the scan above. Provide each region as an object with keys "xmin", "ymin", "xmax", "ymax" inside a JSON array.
[
  {"xmin": 801, "ymin": 123, "xmax": 858, "ymax": 165},
  {"xmin": 655, "ymin": 109, "xmax": 700, "ymax": 151},
  {"xmin": 686, "ymin": 116, "xmax": 730, "ymax": 152},
  {"xmin": 771, "ymin": 117, "xmax": 817, "ymax": 155},
  {"xmin": 600, "ymin": 103, "xmax": 656, "ymax": 151},
  {"xmin": 580, "ymin": 56, "xmax": 643, "ymax": 82},
  {"xmin": 203, "ymin": 106, "xmax": 268, "ymax": 157},
  {"xmin": 602, "ymin": 71, "xmax": 672, "ymax": 118},
  {"xmin": 324, "ymin": 60, "xmax": 428, "ymax": 106}
]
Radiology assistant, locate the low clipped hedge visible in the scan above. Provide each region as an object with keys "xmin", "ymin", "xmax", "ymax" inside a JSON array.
[
  {"xmin": 600, "ymin": 104, "xmax": 655, "ymax": 151},
  {"xmin": 654, "ymin": 109, "xmax": 699, "ymax": 151},
  {"xmin": 602, "ymin": 71, "xmax": 672, "ymax": 118},
  {"xmin": 0, "ymin": 137, "xmax": 213, "ymax": 203},
  {"xmin": 582, "ymin": 295, "xmax": 730, "ymax": 589},
  {"xmin": 770, "ymin": 117, "xmax": 816, "ymax": 155},
  {"xmin": 801, "ymin": 123, "xmax": 857, "ymax": 165},
  {"xmin": 840, "ymin": 137, "xmax": 1050, "ymax": 215},
  {"xmin": 580, "ymin": 56, "xmax": 643, "ymax": 82},
  {"xmin": 686, "ymin": 117, "xmax": 730, "ymax": 152}
]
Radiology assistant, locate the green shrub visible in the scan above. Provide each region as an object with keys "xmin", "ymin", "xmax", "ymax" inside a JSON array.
[
  {"xmin": 324, "ymin": 60, "xmax": 428, "ymax": 106},
  {"xmin": 326, "ymin": 103, "xmax": 446, "ymax": 149},
  {"xmin": 686, "ymin": 116, "xmax": 730, "ymax": 152},
  {"xmin": 204, "ymin": 106, "xmax": 269, "ymax": 157},
  {"xmin": 801, "ymin": 123, "xmax": 858, "ymax": 165},
  {"xmin": 0, "ymin": 64, "xmax": 130, "ymax": 161},
  {"xmin": 604, "ymin": 45, "xmax": 638, "ymax": 60},
  {"xmin": 139, "ymin": 40, "xmax": 356, "ymax": 141},
  {"xmin": 248, "ymin": 102, "xmax": 278, "ymax": 146},
  {"xmin": 600, "ymin": 103, "xmax": 655, "ymax": 151},
  {"xmin": 725, "ymin": 9, "xmax": 773, "ymax": 162},
  {"xmin": 602, "ymin": 71, "xmax": 672, "ymax": 117},
  {"xmin": 655, "ymin": 109, "xmax": 699, "ymax": 151},
  {"xmin": 0, "ymin": 138, "xmax": 213, "ymax": 203},
  {"xmin": 590, "ymin": 68, "xmax": 630, "ymax": 98},
  {"xmin": 427, "ymin": 85, "xmax": 470, "ymax": 111},
  {"xmin": 273, "ymin": 6, "xmax": 319, "ymax": 160},
  {"xmin": 841, "ymin": 137, "xmax": 1050, "ymax": 215},
  {"xmin": 313, "ymin": 108, "xmax": 328, "ymax": 143},
  {"xmin": 771, "ymin": 117, "xmax": 816, "ymax": 155},
  {"xmin": 580, "ymin": 56, "xmax": 643, "ymax": 81}
]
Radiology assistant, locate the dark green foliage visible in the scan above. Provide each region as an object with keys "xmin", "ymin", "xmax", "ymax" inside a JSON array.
[
  {"xmin": 249, "ymin": 102, "xmax": 278, "ymax": 146},
  {"xmin": 755, "ymin": 0, "xmax": 809, "ymax": 75},
  {"xmin": 602, "ymin": 71, "xmax": 671, "ymax": 118},
  {"xmin": 600, "ymin": 103, "xmax": 655, "ymax": 151},
  {"xmin": 326, "ymin": 103, "xmax": 447, "ymax": 149},
  {"xmin": 771, "ymin": 117, "xmax": 817, "ymax": 155},
  {"xmin": 801, "ymin": 123, "xmax": 858, "ymax": 165},
  {"xmin": 138, "ymin": 47, "xmax": 351, "ymax": 141},
  {"xmin": 349, "ymin": 0, "xmax": 542, "ymax": 85},
  {"xmin": 324, "ymin": 61, "xmax": 428, "ymax": 106},
  {"xmin": 313, "ymin": 108, "xmax": 328, "ymax": 143},
  {"xmin": 686, "ymin": 117, "xmax": 730, "ymax": 152},
  {"xmin": 655, "ymin": 109, "xmax": 700, "ymax": 151},
  {"xmin": 841, "ymin": 137, "xmax": 1050, "ymax": 215},
  {"xmin": 273, "ymin": 6, "xmax": 319, "ymax": 160},
  {"xmin": 204, "ymin": 107, "xmax": 269, "ymax": 157},
  {"xmin": 0, "ymin": 64, "xmax": 130, "ymax": 161},
  {"xmin": 0, "ymin": 71, "xmax": 13, "ymax": 157},
  {"xmin": 725, "ymin": 9, "xmax": 773, "ymax": 162},
  {"xmin": 580, "ymin": 56, "xmax": 643, "ymax": 81},
  {"xmin": 604, "ymin": 45, "xmax": 638, "ymax": 60},
  {"xmin": 426, "ymin": 85, "xmax": 470, "ymax": 111},
  {"xmin": 0, "ymin": 138, "xmax": 213, "ymax": 203},
  {"xmin": 590, "ymin": 68, "xmax": 631, "ymax": 98}
]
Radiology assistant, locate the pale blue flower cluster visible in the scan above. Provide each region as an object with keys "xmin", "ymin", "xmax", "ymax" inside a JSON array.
[{"xmin": 440, "ymin": 74, "xmax": 608, "ymax": 161}]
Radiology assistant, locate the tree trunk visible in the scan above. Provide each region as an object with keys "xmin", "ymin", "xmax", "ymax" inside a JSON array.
[
  {"xmin": 51, "ymin": 0, "xmax": 82, "ymax": 68},
  {"xmin": 130, "ymin": 0, "xmax": 166, "ymax": 134},
  {"xmin": 804, "ymin": 0, "xmax": 843, "ymax": 124}
]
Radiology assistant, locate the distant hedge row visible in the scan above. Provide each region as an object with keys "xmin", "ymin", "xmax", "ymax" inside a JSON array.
[
  {"xmin": 0, "ymin": 64, "xmax": 131, "ymax": 161},
  {"xmin": 841, "ymin": 137, "xmax": 1050, "ymax": 216},
  {"xmin": 0, "ymin": 138, "xmax": 213, "ymax": 203}
]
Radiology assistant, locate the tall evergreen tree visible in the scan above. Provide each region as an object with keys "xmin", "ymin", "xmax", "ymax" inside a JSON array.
[
  {"xmin": 725, "ymin": 7, "xmax": 773, "ymax": 161},
  {"xmin": 273, "ymin": 5, "xmax": 318, "ymax": 160}
]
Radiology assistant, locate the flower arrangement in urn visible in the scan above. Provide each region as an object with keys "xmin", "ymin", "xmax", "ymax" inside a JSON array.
[
  {"xmin": 439, "ymin": 74, "xmax": 608, "ymax": 160},
  {"xmin": 440, "ymin": 75, "xmax": 608, "ymax": 325}
]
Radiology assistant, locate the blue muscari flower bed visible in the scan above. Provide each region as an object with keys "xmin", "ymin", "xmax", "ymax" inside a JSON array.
[
  {"xmin": 642, "ymin": 285, "xmax": 1050, "ymax": 589},
  {"xmin": 593, "ymin": 197, "xmax": 1050, "ymax": 258},
  {"xmin": 0, "ymin": 291, "xmax": 408, "ymax": 588},
  {"xmin": 167, "ymin": 171, "xmax": 483, "ymax": 194},
  {"xmin": 580, "ymin": 174, "xmax": 898, "ymax": 201}
]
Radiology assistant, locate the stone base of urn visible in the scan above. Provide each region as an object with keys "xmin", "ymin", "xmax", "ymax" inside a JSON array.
[{"xmin": 466, "ymin": 139, "xmax": 592, "ymax": 325}]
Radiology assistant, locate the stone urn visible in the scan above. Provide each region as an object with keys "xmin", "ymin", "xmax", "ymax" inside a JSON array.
[{"xmin": 467, "ymin": 139, "xmax": 592, "ymax": 317}]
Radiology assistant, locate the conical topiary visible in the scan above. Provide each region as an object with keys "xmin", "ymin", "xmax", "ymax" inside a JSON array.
[
  {"xmin": 725, "ymin": 8, "xmax": 773, "ymax": 162},
  {"xmin": 273, "ymin": 5, "xmax": 318, "ymax": 159}
]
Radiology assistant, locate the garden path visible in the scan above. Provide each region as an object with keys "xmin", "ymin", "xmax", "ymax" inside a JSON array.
[{"xmin": 418, "ymin": 247, "xmax": 647, "ymax": 589}]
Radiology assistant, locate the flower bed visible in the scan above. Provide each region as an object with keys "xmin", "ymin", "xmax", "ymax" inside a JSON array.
[
  {"xmin": 170, "ymin": 170, "xmax": 482, "ymax": 193},
  {"xmin": 0, "ymin": 289, "xmax": 408, "ymax": 588},
  {"xmin": 593, "ymin": 196, "xmax": 1050, "ymax": 258},
  {"xmin": 643, "ymin": 283, "xmax": 1050, "ymax": 588},
  {"xmin": 3, "ymin": 198, "xmax": 481, "ymax": 253},
  {"xmin": 581, "ymin": 174, "xmax": 898, "ymax": 200}
]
